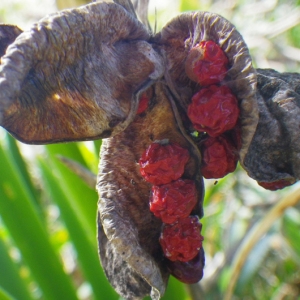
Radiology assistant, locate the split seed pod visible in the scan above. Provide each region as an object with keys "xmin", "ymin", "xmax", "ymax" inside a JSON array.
[
  {"xmin": 97, "ymin": 82, "xmax": 204, "ymax": 299},
  {"xmin": 155, "ymin": 12, "xmax": 258, "ymax": 163}
]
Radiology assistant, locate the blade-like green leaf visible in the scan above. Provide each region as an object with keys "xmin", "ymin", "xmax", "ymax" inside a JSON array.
[
  {"xmin": 0, "ymin": 140, "xmax": 78, "ymax": 300},
  {"xmin": 39, "ymin": 159, "xmax": 118, "ymax": 300},
  {"xmin": 0, "ymin": 286, "xmax": 16, "ymax": 300},
  {"xmin": 46, "ymin": 144, "xmax": 98, "ymax": 243},
  {"xmin": 0, "ymin": 235, "xmax": 32, "ymax": 300},
  {"xmin": 161, "ymin": 277, "xmax": 189, "ymax": 300}
]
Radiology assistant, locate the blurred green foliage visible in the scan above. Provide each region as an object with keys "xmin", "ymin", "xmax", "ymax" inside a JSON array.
[{"xmin": 1, "ymin": 0, "xmax": 300, "ymax": 299}]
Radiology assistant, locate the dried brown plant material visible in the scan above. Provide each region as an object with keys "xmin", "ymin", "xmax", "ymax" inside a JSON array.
[
  {"xmin": 243, "ymin": 68, "xmax": 300, "ymax": 186},
  {"xmin": 97, "ymin": 83, "xmax": 204, "ymax": 299},
  {"xmin": 0, "ymin": 2, "xmax": 163, "ymax": 144}
]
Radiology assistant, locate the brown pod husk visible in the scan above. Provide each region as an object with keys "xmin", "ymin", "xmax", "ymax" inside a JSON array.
[
  {"xmin": 0, "ymin": 25, "xmax": 22, "ymax": 58},
  {"xmin": 0, "ymin": 1, "xmax": 163, "ymax": 144},
  {"xmin": 97, "ymin": 83, "xmax": 204, "ymax": 300},
  {"xmin": 155, "ymin": 12, "xmax": 258, "ymax": 164},
  {"xmin": 243, "ymin": 68, "xmax": 300, "ymax": 184}
]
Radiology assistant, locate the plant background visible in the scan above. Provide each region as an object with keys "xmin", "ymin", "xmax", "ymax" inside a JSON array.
[{"xmin": 1, "ymin": 0, "xmax": 300, "ymax": 299}]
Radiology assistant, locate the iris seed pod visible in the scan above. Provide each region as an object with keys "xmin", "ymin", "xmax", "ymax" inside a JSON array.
[
  {"xmin": 155, "ymin": 12, "xmax": 258, "ymax": 163},
  {"xmin": 97, "ymin": 83, "xmax": 204, "ymax": 299}
]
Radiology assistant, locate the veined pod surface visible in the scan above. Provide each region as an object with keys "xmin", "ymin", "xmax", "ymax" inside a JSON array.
[
  {"xmin": 155, "ymin": 11, "xmax": 258, "ymax": 164},
  {"xmin": 0, "ymin": 1, "xmax": 164, "ymax": 144},
  {"xmin": 97, "ymin": 83, "xmax": 204, "ymax": 299}
]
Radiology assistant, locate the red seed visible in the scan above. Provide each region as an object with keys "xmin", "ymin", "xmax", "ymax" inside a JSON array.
[
  {"xmin": 257, "ymin": 179, "xmax": 293, "ymax": 191},
  {"xmin": 159, "ymin": 216, "xmax": 204, "ymax": 262},
  {"xmin": 139, "ymin": 142, "xmax": 190, "ymax": 185},
  {"xmin": 137, "ymin": 94, "xmax": 149, "ymax": 114},
  {"xmin": 166, "ymin": 248, "xmax": 205, "ymax": 284},
  {"xmin": 187, "ymin": 85, "xmax": 239, "ymax": 137},
  {"xmin": 185, "ymin": 40, "xmax": 228, "ymax": 86},
  {"xmin": 201, "ymin": 135, "xmax": 238, "ymax": 179},
  {"xmin": 150, "ymin": 179, "xmax": 197, "ymax": 224}
]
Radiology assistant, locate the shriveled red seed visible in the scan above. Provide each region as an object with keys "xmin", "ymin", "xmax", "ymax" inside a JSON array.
[
  {"xmin": 257, "ymin": 179, "xmax": 294, "ymax": 191},
  {"xmin": 137, "ymin": 94, "xmax": 149, "ymax": 114},
  {"xmin": 201, "ymin": 135, "xmax": 238, "ymax": 179},
  {"xmin": 159, "ymin": 216, "xmax": 204, "ymax": 262},
  {"xmin": 166, "ymin": 248, "xmax": 205, "ymax": 284},
  {"xmin": 188, "ymin": 85, "xmax": 239, "ymax": 137},
  {"xmin": 150, "ymin": 179, "xmax": 197, "ymax": 224},
  {"xmin": 139, "ymin": 142, "xmax": 190, "ymax": 185},
  {"xmin": 185, "ymin": 40, "xmax": 228, "ymax": 86}
]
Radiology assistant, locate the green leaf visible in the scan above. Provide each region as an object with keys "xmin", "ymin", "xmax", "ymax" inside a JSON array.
[
  {"xmin": 39, "ymin": 158, "xmax": 118, "ymax": 300},
  {"xmin": 0, "ymin": 139, "xmax": 78, "ymax": 300},
  {"xmin": 161, "ymin": 277, "xmax": 189, "ymax": 300},
  {"xmin": 0, "ymin": 286, "xmax": 16, "ymax": 300},
  {"xmin": 179, "ymin": 0, "xmax": 201, "ymax": 12},
  {"xmin": 236, "ymin": 235, "xmax": 272, "ymax": 291},
  {"xmin": 46, "ymin": 144, "xmax": 98, "ymax": 244},
  {"xmin": 0, "ymin": 235, "xmax": 32, "ymax": 300},
  {"xmin": 282, "ymin": 209, "xmax": 300, "ymax": 255}
]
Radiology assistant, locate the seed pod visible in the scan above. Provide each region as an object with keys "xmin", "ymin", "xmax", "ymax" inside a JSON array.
[
  {"xmin": 243, "ymin": 68, "xmax": 300, "ymax": 186},
  {"xmin": 155, "ymin": 11, "xmax": 258, "ymax": 163},
  {"xmin": 97, "ymin": 83, "xmax": 204, "ymax": 299},
  {"xmin": 0, "ymin": 1, "xmax": 164, "ymax": 144}
]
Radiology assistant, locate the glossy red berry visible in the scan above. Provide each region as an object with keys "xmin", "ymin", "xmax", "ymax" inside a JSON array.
[
  {"xmin": 166, "ymin": 248, "xmax": 205, "ymax": 284},
  {"xmin": 150, "ymin": 179, "xmax": 197, "ymax": 224},
  {"xmin": 257, "ymin": 179, "xmax": 293, "ymax": 191},
  {"xmin": 139, "ymin": 142, "xmax": 190, "ymax": 185},
  {"xmin": 137, "ymin": 93, "xmax": 149, "ymax": 114},
  {"xmin": 187, "ymin": 85, "xmax": 239, "ymax": 137},
  {"xmin": 201, "ymin": 135, "xmax": 238, "ymax": 179},
  {"xmin": 185, "ymin": 40, "xmax": 228, "ymax": 86},
  {"xmin": 159, "ymin": 216, "xmax": 204, "ymax": 262}
]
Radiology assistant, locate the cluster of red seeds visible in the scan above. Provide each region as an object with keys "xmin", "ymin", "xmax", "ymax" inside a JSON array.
[
  {"xmin": 185, "ymin": 40, "xmax": 239, "ymax": 179},
  {"xmin": 185, "ymin": 41, "xmax": 287, "ymax": 190},
  {"xmin": 139, "ymin": 142, "xmax": 204, "ymax": 283}
]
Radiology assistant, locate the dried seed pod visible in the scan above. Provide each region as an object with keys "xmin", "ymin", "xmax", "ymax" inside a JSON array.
[
  {"xmin": 243, "ymin": 68, "xmax": 300, "ymax": 186},
  {"xmin": 0, "ymin": 1, "xmax": 163, "ymax": 144},
  {"xmin": 155, "ymin": 11, "xmax": 258, "ymax": 163},
  {"xmin": 97, "ymin": 83, "xmax": 204, "ymax": 299},
  {"xmin": 0, "ymin": 25, "xmax": 22, "ymax": 58}
]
